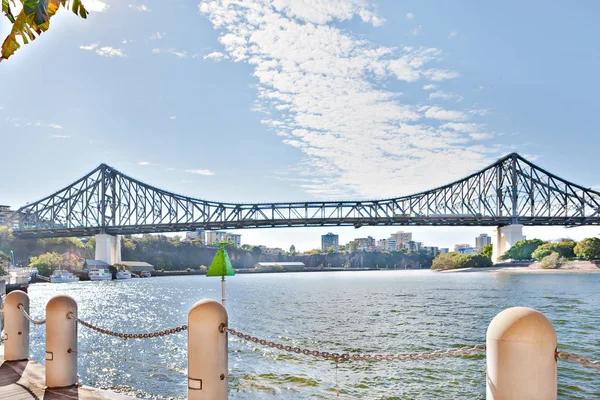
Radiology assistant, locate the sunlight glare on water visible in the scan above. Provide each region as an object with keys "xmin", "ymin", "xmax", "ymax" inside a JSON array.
[{"xmin": 27, "ymin": 271, "xmax": 600, "ymax": 399}]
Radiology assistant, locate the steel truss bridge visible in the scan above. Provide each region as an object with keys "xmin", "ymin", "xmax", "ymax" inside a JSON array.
[{"xmin": 8, "ymin": 153, "xmax": 600, "ymax": 239}]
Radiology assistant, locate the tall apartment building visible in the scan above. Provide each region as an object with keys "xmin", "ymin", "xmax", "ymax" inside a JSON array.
[
  {"xmin": 321, "ymin": 233, "xmax": 339, "ymax": 251},
  {"xmin": 354, "ymin": 236, "xmax": 376, "ymax": 250},
  {"xmin": 186, "ymin": 229, "xmax": 206, "ymax": 243},
  {"xmin": 390, "ymin": 231, "xmax": 412, "ymax": 249},
  {"xmin": 475, "ymin": 233, "xmax": 492, "ymax": 252},
  {"xmin": 386, "ymin": 239, "xmax": 397, "ymax": 252},
  {"xmin": 205, "ymin": 231, "xmax": 241, "ymax": 247}
]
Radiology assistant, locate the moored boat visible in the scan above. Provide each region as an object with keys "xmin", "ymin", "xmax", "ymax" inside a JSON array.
[
  {"xmin": 116, "ymin": 270, "xmax": 132, "ymax": 280},
  {"xmin": 89, "ymin": 268, "xmax": 112, "ymax": 281},
  {"xmin": 140, "ymin": 271, "xmax": 151, "ymax": 278},
  {"xmin": 50, "ymin": 269, "xmax": 80, "ymax": 283}
]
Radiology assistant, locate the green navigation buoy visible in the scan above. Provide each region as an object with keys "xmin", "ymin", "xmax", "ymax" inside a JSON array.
[{"xmin": 207, "ymin": 242, "xmax": 235, "ymax": 305}]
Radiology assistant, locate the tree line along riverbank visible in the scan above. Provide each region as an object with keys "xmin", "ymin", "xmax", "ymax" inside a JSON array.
[
  {"xmin": 431, "ymin": 237, "xmax": 600, "ymax": 271},
  {"xmin": 0, "ymin": 228, "xmax": 434, "ymax": 275}
]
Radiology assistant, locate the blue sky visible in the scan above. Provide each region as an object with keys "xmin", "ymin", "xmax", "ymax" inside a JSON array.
[{"xmin": 1, "ymin": 0, "xmax": 600, "ymax": 251}]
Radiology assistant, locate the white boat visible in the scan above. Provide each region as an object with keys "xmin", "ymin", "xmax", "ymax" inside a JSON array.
[
  {"xmin": 140, "ymin": 271, "xmax": 151, "ymax": 278},
  {"xmin": 50, "ymin": 269, "xmax": 80, "ymax": 283},
  {"xmin": 89, "ymin": 268, "xmax": 112, "ymax": 281},
  {"xmin": 116, "ymin": 270, "xmax": 132, "ymax": 280}
]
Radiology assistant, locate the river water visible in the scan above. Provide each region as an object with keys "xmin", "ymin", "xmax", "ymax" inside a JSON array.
[{"xmin": 26, "ymin": 271, "xmax": 599, "ymax": 399}]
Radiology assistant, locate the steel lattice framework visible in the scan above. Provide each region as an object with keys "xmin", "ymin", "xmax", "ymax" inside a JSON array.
[{"xmin": 8, "ymin": 153, "xmax": 600, "ymax": 239}]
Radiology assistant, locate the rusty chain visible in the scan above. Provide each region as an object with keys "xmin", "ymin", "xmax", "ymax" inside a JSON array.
[
  {"xmin": 223, "ymin": 327, "xmax": 485, "ymax": 362},
  {"xmin": 18, "ymin": 304, "xmax": 46, "ymax": 325},
  {"xmin": 557, "ymin": 351, "xmax": 600, "ymax": 371},
  {"xmin": 68, "ymin": 313, "xmax": 187, "ymax": 339}
]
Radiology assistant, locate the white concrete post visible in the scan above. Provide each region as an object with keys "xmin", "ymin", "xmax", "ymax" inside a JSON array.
[
  {"xmin": 46, "ymin": 295, "xmax": 78, "ymax": 388},
  {"xmin": 188, "ymin": 299, "xmax": 228, "ymax": 400},
  {"xmin": 4, "ymin": 290, "xmax": 30, "ymax": 361},
  {"xmin": 486, "ymin": 307, "xmax": 557, "ymax": 400}
]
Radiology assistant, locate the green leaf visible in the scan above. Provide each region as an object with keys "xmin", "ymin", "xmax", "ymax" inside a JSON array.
[
  {"xmin": 2, "ymin": 0, "xmax": 15, "ymax": 23},
  {"xmin": 23, "ymin": 0, "xmax": 49, "ymax": 28}
]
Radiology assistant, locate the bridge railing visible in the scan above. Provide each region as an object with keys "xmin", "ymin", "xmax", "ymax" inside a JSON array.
[{"xmin": 2, "ymin": 291, "xmax": 598, "ymax": 399}]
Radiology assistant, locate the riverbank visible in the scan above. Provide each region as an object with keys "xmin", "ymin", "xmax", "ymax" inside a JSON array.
[{"xmin": 440, "ymin": 260, "xmax": 600, "ymax": 273}]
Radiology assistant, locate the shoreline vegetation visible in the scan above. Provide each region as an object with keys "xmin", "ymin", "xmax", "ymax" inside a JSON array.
[
  {"xmin": 431, "ymin": 237, "xmax": 600, "ymax": 273},
  {"xmin": 2, "ymin": 225, "xmax": 600, "ymax": 277}
]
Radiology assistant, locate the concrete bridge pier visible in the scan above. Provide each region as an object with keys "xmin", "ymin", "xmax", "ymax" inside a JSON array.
[
  {"xmin": 95, "ymin": 234, "xmax": 121, "ymax": 265},
  {"xmin": 492, "ymin": 224, "xmax": 524, "ymax": 263}
]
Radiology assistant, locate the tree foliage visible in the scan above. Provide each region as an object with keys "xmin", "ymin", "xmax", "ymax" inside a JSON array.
[
  {"xmin": 1, "ymin": 0, "xmax": 88, "ymax": 61},
  {"xmin": 574, "ymin": 237, "xmax": 600, "ymax": 260},
  {"xmin": 29, "ymin": 251, "xmax": 80, "ymax": 276},
  {"xmin": 481, "ymin": 244, "xmax": 493, "ymax": 259},
  {"xmin": 500, "ymin": 239, "xmax": 545, "ymax": 261},
  {"xmin": 532, "ymin": 240, "xmax": 576, "ymax": 261},
  {"xmin": 431, "ymin": 252, "xmax": 492, "ymax": 270},
  {"xmin": 289, "ymin": 245, "xmax": 296, "ymax": 255},
  {"xmin": 540, "ymin": 252, "xmax": 561, "ymax": 269}
]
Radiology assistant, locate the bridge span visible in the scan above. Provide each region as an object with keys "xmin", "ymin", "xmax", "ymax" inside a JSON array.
[{"xmin": 5, "ymin": 153, "xmax": 600, "ymax": 263}]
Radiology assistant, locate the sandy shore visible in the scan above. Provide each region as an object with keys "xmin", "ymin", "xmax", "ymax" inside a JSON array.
[{"xmin": 440, "ymin": 260, "xmax": 600, "ymax": 274}]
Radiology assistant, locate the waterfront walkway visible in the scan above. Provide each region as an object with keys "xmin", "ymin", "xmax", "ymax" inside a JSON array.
[{"xmin": 0, "ymin": 347, "xmax": 132, "ymax": 400}]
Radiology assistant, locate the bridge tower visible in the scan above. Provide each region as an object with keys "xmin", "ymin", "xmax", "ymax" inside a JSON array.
[
  {"xmin": 491, "ymin": 225, "xmax": 524, "ymax": 263},
  {"xmin": 95, "ymin": 234, "xmax": 121, "ymax": 265}
]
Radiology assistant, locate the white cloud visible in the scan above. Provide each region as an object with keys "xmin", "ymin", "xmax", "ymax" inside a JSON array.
[
  {"xmin": 138, "ymin": 161, "xmax": 151, "ymax": 166},
  {"xmin": 409, "ymin": 25, "xmax": 422, "ymax": 36},
  {"xmin": 84, "ymin": 0, "xmax": 109, "ymax": 12},
  {"xmin": 49, "ymin": 124, "xmax": 62, "ymax": 129},
  {"xmin": 429, "ymin": 90, "xmax": 463, "ymax": 102},
  {"xmin": 80, "ymin": 43, "xmax": 98, "ymax": 51},
  {"xmin": 406, "ymin": 12, "xmax": 414, "ymax": 19},
  {"xmin": 27, "ymin": 122, "xmax": 63, "ymax": 129},
  {"xmin": 185, "ymin": 169, "xmax": 215, "ymax": 176},
  {"xmin": 151, "ymin": 32, "xmax": 166, "ymax": 40},
  {"xmin": 96, "ymin": 46, "xmax": 126, "ymax": 58},
  {"xmin": 152, "ymin": 48, "xmax": 188, "ymax": 58},
  {"xmin": 423, "ymin": 106, "xmax": 468, "ymax": 121},
  {"xmin": 423, "ymin": 84, "xmax": 437, "ymax": 91},
  {"xmin": 128, "ymin": 4, "xmax": 150, "ymax": 12},
  {"xmin": 198, "ymin": 0, "xmax": 495, "ymax": 198},
  {"xmin": 80, "ymin": 43, "xmax": 126, "ymax": 58},
  {"xmin": 52, "ymin": 135, "xmax": 71, "ymax": 139},
  {"xmin": 203, "ymin": 51, "xmax": 229, "ymax": 61},
  {"xmin": 169, "ymin": 116, "xmax": 177, "ymax": 120},
  {"xmin": 448, "ymin": 31, "xmax": 458, "ymax": 39}
]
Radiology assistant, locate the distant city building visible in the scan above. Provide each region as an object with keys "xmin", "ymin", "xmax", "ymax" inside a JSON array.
[
  {"xmin": 354, "ymin": 236, "xmax": 376, "ymax": 251},
  {"xmin": 205, "ymin": 231, "xmax": 241, "ymax": 247},
  {"xmin": 321, "ymin": 233, "xmax": 339, "ymax": 251},
  {"xmin": 407, "ymin": 241, "xmax": 422, "ymax": 252},
  {"xmin": 390, "ymin": 231, "xmax": 412, "ymax": 249},
  {"xmin": 377, "ymin": 239, "xmax": 387, "ymax": 249},
  {"xmin": 439, "ymin": 248, "xmax": 450, "ymax": 254},
  {"xmin": 454, "ymin": 244, "xmax": 472, "ymax": 252},
  {"xmin": 458, "ymin": 247, "xmax": 478, "ymax": 254},
  {"xmin": 186, "ymin": 229, "xmax": 206, "ymax": 243},
  {"xmin": 386, "ymin": 239, "xmax": 397, "ymax": 252},
  {"xmin": 422, "ymin": 246, "xmax": 439, "ymax": 255},
  {"xmin": 475, "ymin": 233, "xmax": 492, "ymax": 252}
]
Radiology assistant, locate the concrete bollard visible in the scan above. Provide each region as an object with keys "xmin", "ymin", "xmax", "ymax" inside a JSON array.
[
  {"xmin": 46, "ymin": 295, "xmax": 78, "ymax": 388},
  {"xmin": 4, "ymin": 290, "xmax": 30, "ymax": 361},
  {"xmin": 486, "ymin": 307, "xmax": 557, "ymax": 400},
  {"xmin": 188, "ymin": 299, "xmax": 228, "ymax": 400}
]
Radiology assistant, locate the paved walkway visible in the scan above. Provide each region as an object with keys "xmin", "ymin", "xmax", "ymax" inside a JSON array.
[{"xmin": 0, "ymin": 347, "xmax": 133, "ymax": 400}]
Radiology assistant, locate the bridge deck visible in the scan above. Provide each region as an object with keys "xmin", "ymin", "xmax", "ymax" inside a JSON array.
[{"xmin": 0, "ymin": 346, "xmax": 133, "ymax": 400}]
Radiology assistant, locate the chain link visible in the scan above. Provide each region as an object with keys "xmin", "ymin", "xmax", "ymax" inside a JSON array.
[
  {"xmin": 223, "ymin": 327, "xmax": 485, "ymax": 362},
  {"xmin": 557, "ymin": 351, "xmax": 600, "ymax": 371},
  {"xmin": 18, "ymin": 304, "xmax": 46, "ymax": 325},
  {"xmin": 68, "ymin": 313, "xmax": 187, "ymax": 339}
]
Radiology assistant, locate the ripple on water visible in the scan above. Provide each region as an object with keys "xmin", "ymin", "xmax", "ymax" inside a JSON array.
[{"xmin": 26, "ymin": 271, "xmax": 600, "ymax": 399}]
